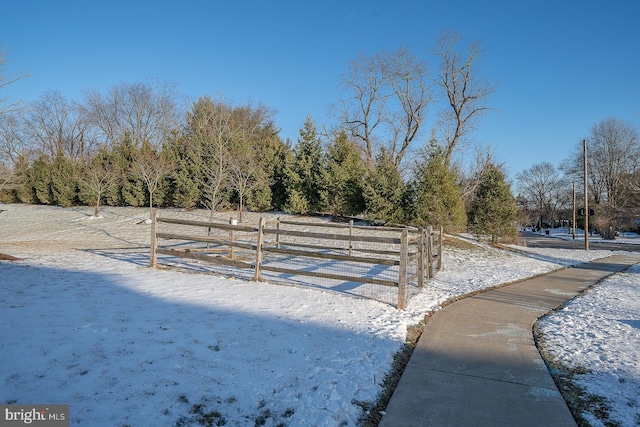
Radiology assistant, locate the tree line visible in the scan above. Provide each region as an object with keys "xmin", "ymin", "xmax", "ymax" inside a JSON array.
[
  {"xmin": 0, "ymin": 35, "xmax": 518, "ymax": 243},
  {"xmin": 516, "ymin": 117, "xmax": 640, "ymax": 239}
]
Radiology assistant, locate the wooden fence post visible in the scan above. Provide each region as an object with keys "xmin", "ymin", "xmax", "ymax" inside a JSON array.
[
  {"xmin": 426, "ymin": 225, "xmax": 434, "ymax": 279},
  {"xmin": 437, "ymin": 226, "xmax": 443, "ymax": 271},
  {"xmin": 254, "ymin": 217, "xmax": 266, "ymax": 281},
  {"xmin": 348, "ymin": 219, "xmax": 354, "ymax": 257},
  {"xmin": 150, "ymin": 209, "xmax": 158, "ymax": 268},
  {"xmin": 276, "ymin": 217, "xmax": 281, "ymax": 249},
  {"xmin": 397, "ymin": 228, "xmax": 408, "ymax": 310},
  {"xmin": 418, "ymin": 227, "xmax": 425, "ymax": 288},
  {"xmin": 229, "ymin": 217, "xmax": 236, "ymax": 260}
]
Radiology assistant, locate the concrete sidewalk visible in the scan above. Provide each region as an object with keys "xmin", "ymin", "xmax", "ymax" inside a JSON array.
[{"xmin": 379, "ymin": 253, "xmax": 640, "ymax": 427}]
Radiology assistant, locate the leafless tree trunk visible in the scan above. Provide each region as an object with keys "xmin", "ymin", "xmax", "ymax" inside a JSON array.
[
  {"xmin": 130, "ymin": 148, "xmax": 174, "ymax": 219},
  {"xmin": 228, "ymin": 126, "xmax": 261, "ymax": 222},
  {"xmin": 434, "ymin": 32, "xmax": 496, "ymax": 166},
  {"xmin": 77, "ymin": 155, "xmax": 118, "ymax": 217}
]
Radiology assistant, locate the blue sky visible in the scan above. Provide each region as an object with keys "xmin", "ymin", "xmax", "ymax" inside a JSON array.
[{"xmin": 1, "ymin": 0, "xmax": 639, "ymax": 180}]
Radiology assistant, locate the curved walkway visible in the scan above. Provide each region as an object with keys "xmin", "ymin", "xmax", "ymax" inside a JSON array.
[{"xmin": 379, "ymin": 253, "xmax": 640, "ymax": 427}]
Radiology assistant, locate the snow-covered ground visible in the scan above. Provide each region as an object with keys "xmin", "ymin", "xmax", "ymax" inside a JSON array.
[{"xmin": 1, "ymin": 204, "xmax": 638, "ymax": 426}]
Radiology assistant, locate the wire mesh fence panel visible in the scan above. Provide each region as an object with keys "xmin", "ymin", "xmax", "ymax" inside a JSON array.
[{"xmin": 151, "ymin": 213, "xmax": 432, "ymax": 308}]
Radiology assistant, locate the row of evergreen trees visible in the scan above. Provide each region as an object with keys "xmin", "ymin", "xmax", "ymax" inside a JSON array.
[{"xmin": 1, "ymin": 113, "xmax": 517, "ymax": 242}]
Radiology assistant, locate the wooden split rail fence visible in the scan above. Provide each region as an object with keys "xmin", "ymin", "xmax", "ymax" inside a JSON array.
[{"xmin": 149, "ymin": 211, "xmax": 443, "ymax": 309}]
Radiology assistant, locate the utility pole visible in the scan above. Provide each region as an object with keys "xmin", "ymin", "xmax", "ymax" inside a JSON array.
[{"xmin": 583, "ymin": 139, "xmax": 589, "ymax": 251}]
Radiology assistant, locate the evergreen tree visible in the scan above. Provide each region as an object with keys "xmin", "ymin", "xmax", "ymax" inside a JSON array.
[
  {"xmin": 28, "ymin": 156, "xmax": 54, "ymax": 205},
  {"xmin": 13, "ymin": 156, "xmax": 36, "ymax": 204},
  {"xmin": 50, "ymin": 155, "xmax": 78, "ymax": 207},
  {"xmin": 410, "ymin": 144, "xmax": 466, "ymax": 232},
  {"xmin": 165, "ymin": 135, "xmax": 202, "ymax": 208},
  {"xmin": 247, "ymin": 129, "xmax": 288, "ymax": 212},
  {"xmin": 468, "ymin": 164, "xmax": 517, "ymax": 243},
  {"xmin": 102, "ymin": 135, "xmax": 147, "ymax": 207},
  {"xmin": 284, "ymin": 117, "xmax": 327, "ymax": 214},
  {"xmin": 104, "ymin": 136, "xmax": 135, "ymax": 206},
  {"xmin": 324, "ymin": 131, "xmax": 366, "ymax": 216},
  {"xmin": 363, "ymin": 149, "xmax": 407, "ymax": 224},
  {"xmin": 269, "ymin": 142, "xmax": 292, "ymax": 211}
]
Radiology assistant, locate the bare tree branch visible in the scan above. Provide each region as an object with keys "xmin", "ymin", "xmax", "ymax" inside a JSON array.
[{"xmin": 434, "ymin": 32, "xmax": 496, "ymax": 166}]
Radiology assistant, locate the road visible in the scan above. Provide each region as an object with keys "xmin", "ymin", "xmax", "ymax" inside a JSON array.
[{"xmin": 519, "ymin": 231, "xmax": 640, "ymax": 252}]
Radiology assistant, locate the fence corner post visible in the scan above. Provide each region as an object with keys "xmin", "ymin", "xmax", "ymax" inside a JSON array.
[
  {"xmin": 150, "ymin": 209, "xmax": 158, "ymax": 268},
  {"xmin": 254, "ymin": 217, "xmax": 266, "ymax": 281},
  {"xmin": 397, "ymin": 228, "xmax": 408, "ymax": 310}
]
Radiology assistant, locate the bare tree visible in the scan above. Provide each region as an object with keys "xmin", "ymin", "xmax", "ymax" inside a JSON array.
[
  {"xmin": 0, "ymin": 114, "xmax": 30, "ymax": 195},
  {"xmin": 227, "ymin": 105, "xmax": 274, "ymax": 221},
  {"xmin": 77, "ymin": 151, "xmax": 118, "ymax": 217},
  {"xmin": 0, "ymin": 48, "xmax": 29, "ymax": 116},
  {"xmin": 434, "ymin": 32, "xmax": 496, "ymax": 166},
  {"xmin": 562, "ymin": 118, "xmax": 640, "ymax": 237},
  {"xmin": 337, "ymin": 52, "xmax": 388, "ymax": 166},
  {"xmin": 0, "ymin": 113, "xmax": 30, "ymax": 166},
  {"xmin": 184, "ymin": 95, "xmax": 241, "ymax": 219},
  {"xmin": 337, "ymin": 48, "xmax": 431, "ymax": 168},
  {"xmin": 130, "ymin": 147, "xmax": 174, "ymax": 219},
  {"xmin": 0, "ymin": 49, "xmax": 29, "ymax": 193},
  {"xmin": 83, "ymin": 79, "xmax": 181, "ymax": 150},
  {"xmin": 23, "ymin": 90, "xmax": 93, "ymax": 161},
  {"xmin": 516, "ymin": 162, "xmax": 568, "ymax": 229}
]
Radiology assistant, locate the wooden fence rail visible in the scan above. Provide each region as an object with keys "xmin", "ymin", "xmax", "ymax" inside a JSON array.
[{"xmin": 149, "ymin": 211, "xmax": 443, "ymax": 309}]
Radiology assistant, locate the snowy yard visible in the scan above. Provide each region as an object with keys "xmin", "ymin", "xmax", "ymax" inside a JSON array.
[{"xmin": 1, "ymin": 204, "xmax": 639, "ymax": 426}]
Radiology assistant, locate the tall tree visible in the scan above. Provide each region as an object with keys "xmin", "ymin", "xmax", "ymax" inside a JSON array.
[
  {"xmin": 324, "ymin": 130, "xmax": 366, "ymax": 216},
  {"xmin": 227, "ymin": 104, "xmax": 275, "ymax": 220},
  {"xmin": 337, "ymin": 48, "xmax": 431, "ymax": 168},
  {"xmin": 24, "ymin": 90, "xmax": 93, "ymax": 161},
  {"xmin": 434, "ymin": 32, "xmax": 495, "ymax": 166},
  {"xmin": 468, "ymin": 164, "xmax": 517, "ymax": 243},
  {"xmin": 184, "ymin": 95, "xmax": 237, "ymax": 217},
  {"xmin": 83, "ymin": 79, "xmax": 181, "ymax": 150},
  {"xmin": 284, "ymin": 117, "xmax": 327, "ymax": 214}
]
